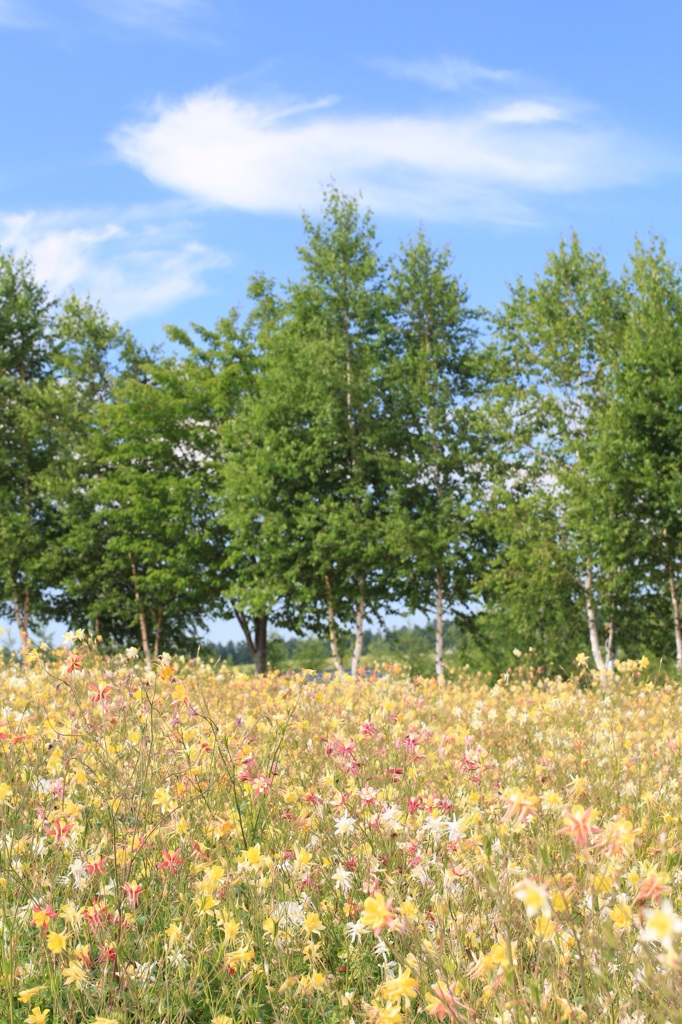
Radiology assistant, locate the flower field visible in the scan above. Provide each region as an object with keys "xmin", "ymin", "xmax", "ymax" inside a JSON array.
[{"xmin": 0, "ymin": 641, "xmax": 681, "ymax": 1024}]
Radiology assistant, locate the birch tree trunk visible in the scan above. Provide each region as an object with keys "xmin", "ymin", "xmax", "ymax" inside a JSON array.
[
  {"xmin": 350, "ymin": 580, "xmax": 365, "ymax": 681},
  {"xmin": 129, "ymin": 554, "xmax": 151, "ymax": 667},
  {"xmin": 12, "ymin": 584, "xmax": 30, "ymax": 643},
  {"xmin": 604, "ymin": 620, "xmax": 615, "ymax": 670},
  {"xmin": 153, "ymin": 607, "xmax": 163, "ymax": 660},
  {"xmin": 584, "ymin": 565, "xmax": 605, "ymax": 674},
  {"xmin": 435, "ymin": 568, "xmax": 445, "ymax": 683},
  {"xmin": 325, "ymin": 574, "xmax": 344, "ymax": 680},
  {"xmin": 668, "ymin": 558, "xmax": 682, "ymax": 673}
]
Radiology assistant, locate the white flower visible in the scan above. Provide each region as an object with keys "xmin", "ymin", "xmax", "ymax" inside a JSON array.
[
  {"xmin": 334, "ymin": 813, "xmax": 357, "ymax": 837},
  {"xmin": 272, "ymin": 901, "xmax": 306, "ymax": 928},
  {"xmin": 639, "ymin": 900, "xmax": 682, "ymax": 951},
  {"xmin": 421, "ymin": 814, "xmax": 447, "ymax": 839},
  {"xmin": 446, "ymin": 815, "xmax": 465, "ymax": 842},
  {"xmin": 332, "ymin": 866, "xmax": 353, "ymax": 893},
  {"xmin": 125, "ymin": 646, "xmax": 139, "ymax": 660},
  {"xmin": 379, "ymin": 805, "xmax": 403, "ymax": 834},
  {"xmin": 126, "ymin": 960, "xmax": 157, "ymax": 984},
  {"xmin": 345, "ymin": 920, "xmax": 366, "ymax": 944},
  {"xmin": 373, "ymin": 940, "xmax": 394, "ymax": 962},
  {"xmin": 67, "ymin": 857, "xmax": 88, "ymax": 889}
]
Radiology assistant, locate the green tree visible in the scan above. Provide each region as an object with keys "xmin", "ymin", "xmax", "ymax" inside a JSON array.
[
  {"xmin": 221, "ymin": 189, "xmax": 390, "ymax": 678},
  {"xmin": 165, "ymin": 307, "xmax": 264, "ymax": 669},
  {"xmin": 0, "ymin": 251, "xmax": 60, "ymax": 639},
  {"xmin": 489, "ymin": 234, "xmax": 627, "ymax": 672},
  {"xmin": 383, "ymin": 232, "xmax": 486, "ymax": 680},
  {"xmin": 58, "ymin": 337, "xmax": 224, "ymax": 663},
  {"xmin": 601, "ymin": 238, "xmax": 682, "ymax": 670}
]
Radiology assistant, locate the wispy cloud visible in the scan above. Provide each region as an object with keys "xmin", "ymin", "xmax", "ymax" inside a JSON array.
[
  {"xmin": 111, "ymin": 87, "xmax": 650, "ymax": 225},
  {"xmin": 84, "ymin": 0, "xmax": 206, "ymax": 32},
  {"xmin": 0, "ymin": 0, "xmax": 42, "ymax": 28},
  {"xmin": 0, "ymin": 204, "xmax": 229, "ymax": 320},
  {"xmin": 370, "ymin": 55, "xmax": 512, "ymax": 91}
]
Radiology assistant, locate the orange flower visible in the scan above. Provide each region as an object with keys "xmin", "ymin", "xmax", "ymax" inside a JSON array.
[
  {"xmin": 635, "ymin": 871, "xmax": 671, "ymax": 905},
  {"xmin": 593, "ymin": 819, "xmax": 641, "ymax": 858},
  {"xmin": 501, "ymin": 787, "xmax": 538, "ymax": 823},
  {"xmin": 557, "ymin": 805, "xmax": 601, "ymax": 847},
  {"xmin": 425, "ymin": 980, "xmax": 473, "ymax": 1022}
]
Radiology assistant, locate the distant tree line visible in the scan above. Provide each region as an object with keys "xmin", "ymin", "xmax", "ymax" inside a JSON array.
[{"xmin": 2, "ymin": 188, "xmax": 682, "ymax": 677}]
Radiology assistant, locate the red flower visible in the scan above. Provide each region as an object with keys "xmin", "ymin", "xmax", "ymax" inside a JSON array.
[{"xmin": 157, "ymin": 849, "xmax": 183, "ymax": 874}]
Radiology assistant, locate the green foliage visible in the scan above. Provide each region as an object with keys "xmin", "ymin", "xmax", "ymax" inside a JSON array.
[
  {"xmin": 0, "ymin": 252, "xmax": 61, "ymax": 634},
  {"xmin": 5, "ymin": 210, "xmax": 682, "ymax": 677}
]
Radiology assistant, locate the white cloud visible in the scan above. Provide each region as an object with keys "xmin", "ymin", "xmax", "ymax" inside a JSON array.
[
  {"xmin": 0, "ymin": 205, "xmax": 229, "ymax": 320},
  {"xmin": 111, "ymin": 87, "xmax": 649, "ymax": 225},
  {"xmin": 486, "ymin": 101, "xmax": 564, "ymax": 125},
  {"xmin": 85, "ymin": 0, "xmax": 205, "ymax": 30},
  {"xmin": 370, "ymin": 55, "xmax": 512, "ymax": 91}
]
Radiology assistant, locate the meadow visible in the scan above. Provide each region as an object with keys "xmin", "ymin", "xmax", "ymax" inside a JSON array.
[{"xmin": 0, "ymin": 638, "xmax": 680, "ymax": 1024}]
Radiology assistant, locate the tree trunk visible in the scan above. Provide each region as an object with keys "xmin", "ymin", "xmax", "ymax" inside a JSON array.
[
  {"xmin": 254, "ymin": 616, "xmax": 268, "ymax": 675},
  {"xmin": 231, "ymin": 603, "xmax": 268, "ymax": 675},
  {"xmin": 668, "ymin": 558, "xmax": 682, "ymax": 673},
  {"xmin": 350, "ymin": 580, "xmax": 365, "ymax": 681},
  {"xmin": 12, "ymin": 584, "xmax": 30, "ymax": 643},
  {"xmin": 584, "ymin": 565, "xmax": 605, "ymax": 674},
  {"xmin": 604, "ymin": 620, "xmax": 615, "ymax": 671},
  {"xmin": 153, "ymin": 607, "xmax": 163, "ymax": 660},
  {"xmin": 435, "ymin": 568, "xmax": 445, "ymax": 683},
  {"xmin": 129, "ymin": 554, "xmax": 151, "ymax": 667},
  {"xmin": 325, "ymin": 574, "xmax": 344, "ymax": 681}
]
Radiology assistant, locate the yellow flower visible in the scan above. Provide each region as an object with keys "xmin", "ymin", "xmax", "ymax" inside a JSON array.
[
  {"xmin": 90, "ymin": 1018, "xmax": 119, "ymax": 1024},
  {"xmin": 534, "ymin": 914, "xmax": 557, "ymax": 940},
  {"xmin": 152, "ymin": 788, "xmax": 175, "ymax": 814},
  {"xmin": 62, "ymin": 962, "xmax": 87, "ymax": 988},
  {"xmin": 0, "ymin": 782, "xmax": 13, "ymax": 804},
  {"xmin": 223, "ymin": 945, "xmax": 255, "ymax": 970},
  {"xmin": 216, "ymin": 911, "xmax": 240, "ymax": 941},
  {"xmin": 211, "ymin": 1017, "xmax": 233, "ymax": 1024},
  {"xmin": 297, "ymin": 971, "xmax": 326, "ymax": 995},
  {"xmin": 608, "ymin": 903, "xmax": 633, "ymax": 933},
  {"xmin": 468, "ymin": 941, "xmax": 512, "ymax": 979},
  {"xmin": 379, "ymin": 966, "xmax": 419, "ymax": 1003},
  {"xmin": 640, "ymin": 900, "xmax": 682, "ymax": 950},
  {"xmin": 195, "ymin": 894, "xmax": 219, "ymax": 916},
  {"xmin": 360, "ymin": 893, "xmax": 395, "ymax": 936},
  {"xmin": 18, "ymin": 987, "xmax": 46, "ymax": 1005},
  {"xmin": 303, "ymin": 911, "xmax": 324, "ymax": 936},
  {"xmin": 368, "ymin": 999, "xmax": 402, "ymax": 1023},
  {"xmin": 294, "ymin": 846, "xmax": 313, "ymax": 867},
  {"xmin": 25, "ymin": 1009, "xmax": 50, "ymax": 1024},
  {"xmin": 592, "ymin": 871, "xmax": 613, "ymax": 896},
  {"xmin": 240, "ymin": 844, "xmax": 265, "ymax": 869},
  {"xmin": 46, "ymin": 930, "xmax": 68, "ymax": 954},
  {"xmin": 399, "ymin": 899, "xmax": 418, "ymax": 920},
  {"xmin": 165, "ymin": 922, "xmax": 183, "ymax": 947},
  {"xmin": 514, "ymin": 879, "xmax": 551, "ymax": 918}
]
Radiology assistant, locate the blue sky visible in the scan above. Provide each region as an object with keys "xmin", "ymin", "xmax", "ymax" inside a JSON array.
[{"xmin": 1, "ymin": 0, "xmax": 680, "ymax": 646}]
